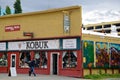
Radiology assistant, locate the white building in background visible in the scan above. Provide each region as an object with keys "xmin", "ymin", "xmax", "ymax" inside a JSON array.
[
  {"xmin": 110, "ymin": 25, "xmax": 118, "ymax": 36},
  {"xmin": 83, "ymin": 20, "xmax": 120, "ymax": 36}
]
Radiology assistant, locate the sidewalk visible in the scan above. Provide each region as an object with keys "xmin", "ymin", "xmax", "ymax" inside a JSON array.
[
  {"xmin": 0, "ymin": 73, "xmax": 87, "ymax": 80},
  {"xmin": 0, "ymin": 73, "xmax": 119, "ymax": 80}
]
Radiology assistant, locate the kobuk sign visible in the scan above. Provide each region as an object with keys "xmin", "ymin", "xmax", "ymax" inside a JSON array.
[
  {"xmin": 26, "ymin": 41, "xmax": 48, "ymax": 50},
  {"xmin": 8, "ymin": 40, "xmax": 59, "ymax": 50},
  {"xmin": 5, "ymin": 25, "xmax": 20, "ymax": 32}
]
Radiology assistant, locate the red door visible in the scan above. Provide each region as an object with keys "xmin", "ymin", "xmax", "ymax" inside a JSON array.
[{"xmin": 8, "ymin": 52, "xmax": 19, "ymax": 73}]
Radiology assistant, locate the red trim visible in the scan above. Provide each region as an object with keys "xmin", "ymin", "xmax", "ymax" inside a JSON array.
[
  {"xmin": 59, "ymin": 50, "xmax": 83, "ymax": 77},
  {"xmin": 7, "ymin": 52, "xmax": 19, "ymax": 73},
  {"xmin": 0, "ymin": 67, "xmax": 8, "ymax": 73},
  {"xmin": 17, "ymin": 68, "xmax": 49, "ymax": 74},
  {"xmin": 0, "ymin": 46, "xmax": 83, "ymax": 77}
]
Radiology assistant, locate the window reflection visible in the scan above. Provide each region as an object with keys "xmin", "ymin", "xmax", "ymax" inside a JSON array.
[
  {"xmin": 19, "ymin": 52, "xmax": 31, "ymax": 68},
  {"xmin": 0, "ymin": 53, "xmax": 7, "ymax": 67},
  {"xmin": 34, "ymin": 51, "xmax": 47, "ymax": 68},
  {"xmin": 62, "ymin": 51, "xmax": 77, "ymax": 68}
]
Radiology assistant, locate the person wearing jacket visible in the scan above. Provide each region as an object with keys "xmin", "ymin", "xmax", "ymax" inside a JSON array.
[{"xmin": 28, "ymin": 59, "xmax": 36, "ymax": 76}]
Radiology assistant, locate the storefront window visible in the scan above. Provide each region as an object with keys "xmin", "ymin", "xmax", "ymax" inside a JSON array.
[
  {"xmin": 34, "ymin": 51, "xmax": 47, "ymax": 68},
  {"xmin": 0, "ymin": 53, "xmax": 7, "ymax": 67},
  {"xmin": 19, "ymin": 52, "xmax": 31, "ymax": 68},
  {"xmin": 62, "ymin": 51, "xmax": 77, "ymax": 68}
]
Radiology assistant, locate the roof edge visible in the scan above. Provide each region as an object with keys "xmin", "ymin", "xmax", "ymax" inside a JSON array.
[{"xmin": 0, "ymin": 5, "xmax": 81, "ymax": 19}]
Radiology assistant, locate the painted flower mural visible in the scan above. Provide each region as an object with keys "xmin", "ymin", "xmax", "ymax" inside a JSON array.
[
  {"xmin": 83, "ymin": 41, "xmax": 120, "ymax": 69},
  {"xmin": 109, "ymin": 43, "xmax": 120, "ymax": 68},
  {"xmin": 96, "ymin": 42, "xmax": 109, "ymax": 68}
]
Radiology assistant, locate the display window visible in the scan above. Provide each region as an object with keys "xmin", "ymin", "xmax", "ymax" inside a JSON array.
[
  {"xmin": 0, "ymin": 52, "xmax": 8, "ymax": 67},
  {"xmin": 19, "ymin": 51, "xmax": 31, "ymax": 68},
  {"xmin": 34, "ymin": 51, "xmax": 47, "ymax": 68},
  {"xmin": 62, "ymin": 51, "xmax": 77, "ymax": 68}
]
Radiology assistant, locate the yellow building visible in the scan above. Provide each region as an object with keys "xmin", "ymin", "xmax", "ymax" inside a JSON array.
[
  {"xmin": 0, "ymin": 6, "xmax": 83, "ymax": 77},
  {"xmin": 0, "ymin": 6, "xmax": 82, "ymax": 40}
]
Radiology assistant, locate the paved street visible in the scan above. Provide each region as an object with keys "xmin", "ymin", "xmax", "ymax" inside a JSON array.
[
  {"xmin": 0, "ymin": 73, "xmax": 120, "ymax": 80},
  {"xmin": 0, "ymin": 73, "xmax": 88, "ymax": 80}
]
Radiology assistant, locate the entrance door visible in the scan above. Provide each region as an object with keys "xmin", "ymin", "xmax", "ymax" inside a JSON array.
[
  {"xmin": 9, "ymin": 54, "xmax": 17, "ymax": 76},
  {"xmin": 11, "ymin": 54, "xmax": 16, "ymax": 67},
  {"xmin": 53, "ymin": 54, "xmax": 57, "ymax": 74},
  {"xmin": 51, "ymin": 52, "xmax": 59, "ymax": 75}
]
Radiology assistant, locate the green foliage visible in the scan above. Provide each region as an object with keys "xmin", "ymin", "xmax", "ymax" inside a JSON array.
[
  {"xmin": 98, "ymin": 69, "xmax": 102, "ymax": 75},
  {"xmin": 3, "ymin": 13, "xmax": 6, "ymax": 15},
  {"xmin": 84, "ymin": 74, "xmax": 120, "ymax": 79},
  {"xmin": 14, "ymin": 0, "xmax": 22, "ymax": 14},
  {"xmin": 5, "ymin": 6, "xmax": 11, "ymax": 15},
  {"xmin": 0, "ymin": 6, "xmax": 1, "ymax": 16},
  {"xmin": 84, "ymin": 74, "xmax": 102, "ymax": 79}
]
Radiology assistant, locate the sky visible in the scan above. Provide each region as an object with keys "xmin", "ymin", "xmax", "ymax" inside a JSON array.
[{"xmin": 0, "ymin": 0, "xmax": 120, "ymax": 24}]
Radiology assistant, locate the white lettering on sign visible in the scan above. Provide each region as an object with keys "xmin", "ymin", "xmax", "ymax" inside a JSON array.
[
  {"xmin": 63, "ymin": 39, "xmax": 77, "ymax": 49},
  {"xmin": 0, "ymin": 42, "xmax": 6, "ymax": 51},
  {"xmin": 8, "ymin": 40, "xmax": 59, "ymax": 50},
  {"xmin": 5, "ymin": 25, "xmax": 20, "ymax": 32}
]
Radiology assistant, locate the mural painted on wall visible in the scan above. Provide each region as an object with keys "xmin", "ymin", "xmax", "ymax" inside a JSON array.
[
  {"xmin": 83, "ymin": 40, "xmax": 94, "ymax": 68},
  {"xmin": 109, "ymin": 43, "xmax": 120, "ymax": 68},
  {"xmin": 96, "ymin": 42, "xmax": 109, "ymax": 68}
]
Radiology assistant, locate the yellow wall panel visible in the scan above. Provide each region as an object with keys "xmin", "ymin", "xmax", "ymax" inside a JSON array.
[
  {"xmin": 0, "ymin": 6, "xmax": 82, "ymax": 40},
  {"xmin": 82, "ymin": 34, "xmax": 120, "ymax": 44}
]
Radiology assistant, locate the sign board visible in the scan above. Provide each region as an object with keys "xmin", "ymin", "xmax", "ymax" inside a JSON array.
[
  {"xmin": 64, "ymin": 14, "xmax": 70, "ymax": 33},
  {"xmin": 5, "ymin": 25, "xmax": 20, "ymax": 32},
  {"xmin": 63, "ymin": 39, "xmax": 77, "ymax": 49},
  {"xmin": 0, "ymin": 42, "xmax": 6, "ymax": 51},
  {"xmin": 10, "ymin": 67, "xmax": 17, "ymax": 76},
  {"xmin": 8, "ymin": 39, "xmax": 59, "ymax": 50}
]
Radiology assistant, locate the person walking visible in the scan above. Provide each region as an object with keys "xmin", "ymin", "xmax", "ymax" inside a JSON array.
[{"xmin": 28, "ymin": 59, "xmax": 36, "ymax": 76}]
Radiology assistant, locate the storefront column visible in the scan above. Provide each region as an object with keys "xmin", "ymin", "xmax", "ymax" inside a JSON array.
[{"xmin": 30, "ymin": 51, "xmax": 34, "ymax": 60}]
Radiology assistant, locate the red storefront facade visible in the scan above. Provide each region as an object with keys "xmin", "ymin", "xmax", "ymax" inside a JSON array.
[{"xmin": 0, "ymin": 36, "xmax": 83, "ymax": 77}]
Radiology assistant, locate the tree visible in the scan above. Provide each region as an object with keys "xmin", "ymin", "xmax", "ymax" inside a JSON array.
[
  {"xmin": 3, "ymin": 13, "xmax": 6, "ymax": 15},
  {"xmin": 5, "ymin": 6, "xmax": 11, "ymax": 15},
  {"xmin": 0, "ymin": 6, "xmax": 1, "ymax": 16},
  {"xmin": 14, "ymin": 0, "xmax": 22, "ymax": 14}
]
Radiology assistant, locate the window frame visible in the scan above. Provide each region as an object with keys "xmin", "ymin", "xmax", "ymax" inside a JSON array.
[
  {"xmin": 34, "ymin": 51, "xmax": 48, "ymax": 69},
  {"xmin": 19, "ymin": 51, "xmax": 31, "ymax": 68},
  {"xmin": 62, "ymin": 50, "xmax": 77, "ymax": 69},
  {"xmin": 0, "ymin": 52, "xmax": 8, "ymax": 67}
]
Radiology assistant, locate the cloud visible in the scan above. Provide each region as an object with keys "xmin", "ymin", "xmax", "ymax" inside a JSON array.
[
  {"xmin": 0, "ymin": 0, "xmax": 16, "ymax": 9},
  {"xmin": 21, "ymin": 0, "xmax": 82, "ymax": 12},
  {"xmin": 83, "ymin": 10, "xmax": 120, "ymax": 24},
  {"xmin": 1, "ymin": 0, "xmax": 120, "ymax": 25}
]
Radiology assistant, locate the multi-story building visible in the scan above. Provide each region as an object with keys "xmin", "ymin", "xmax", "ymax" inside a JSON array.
[{"xmin": 83, "ymin": 21, "xmax": 120, "ymax": 36}]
